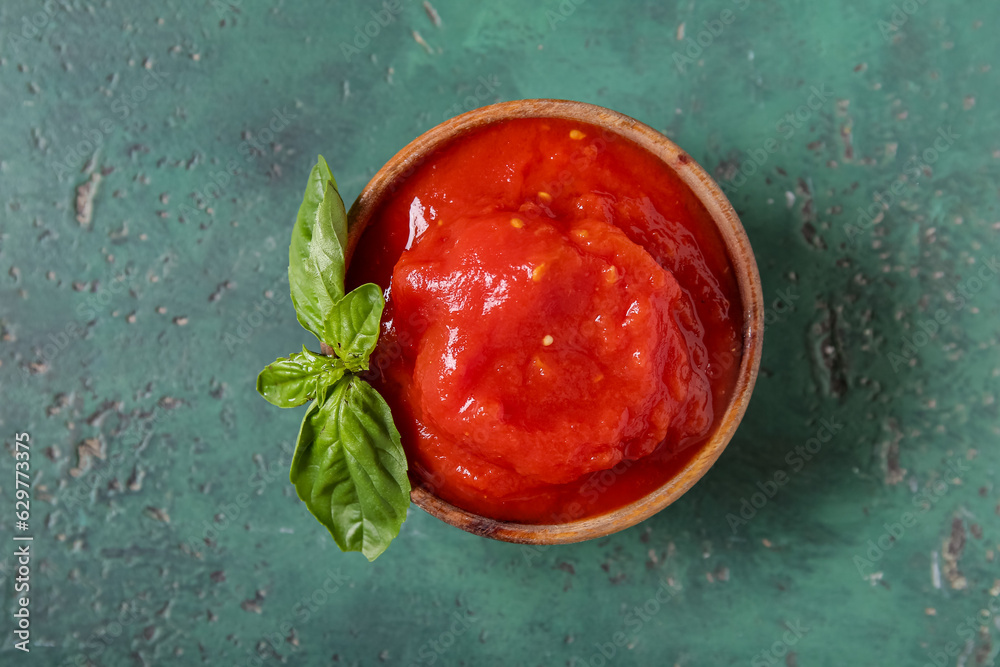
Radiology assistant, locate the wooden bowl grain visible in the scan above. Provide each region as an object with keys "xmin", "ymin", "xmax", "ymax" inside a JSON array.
[{"xmin": 344, "ymin": 99, "xmax": 763, "ymax": 545}]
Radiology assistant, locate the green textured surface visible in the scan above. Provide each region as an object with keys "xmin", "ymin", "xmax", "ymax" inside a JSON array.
[{"xmin": 2, "ymin": 0, "xmax": 999, "ymax": 665}]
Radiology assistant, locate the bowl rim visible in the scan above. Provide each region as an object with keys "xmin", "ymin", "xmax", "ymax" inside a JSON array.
[{"xmin": 344, "ymin": 98, "xmax": 764, "ymax": 545}]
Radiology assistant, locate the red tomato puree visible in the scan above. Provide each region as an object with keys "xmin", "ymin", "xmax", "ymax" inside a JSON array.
[{"xmin": 347, "ymin": 117, "xmax": 743, "ymax": 523}]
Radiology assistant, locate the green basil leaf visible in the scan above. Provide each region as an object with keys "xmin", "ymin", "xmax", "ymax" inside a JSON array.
[
  {"xmin": 256, "ymin": 346, "xmax": 346, "ymax": 408},
  {"xmin": 290, "ymin": 375, "xmax": 411, "ymax": 561},
  {"xmin": 327, "ymin": 283, "xmax": 385, "ymax": 372},
  {"xmin": 289, "ymin": 156, "xmax": 349, "ymax": 341}
]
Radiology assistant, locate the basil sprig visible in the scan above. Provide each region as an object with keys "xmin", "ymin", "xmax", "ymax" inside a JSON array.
[{"xmin": 257, "ymin": 155, "xmax": 410, "ymax": 561}]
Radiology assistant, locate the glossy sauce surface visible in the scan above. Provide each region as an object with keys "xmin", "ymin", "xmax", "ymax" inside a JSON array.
[{"xmin": 348, "ymin": 118, "xmax": 743, "ymax": 523}]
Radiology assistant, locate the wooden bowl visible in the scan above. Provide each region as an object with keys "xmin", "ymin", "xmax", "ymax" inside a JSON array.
[{"xmin": 344, "ymin": 99, "xmax": 763, "ymax": 545}]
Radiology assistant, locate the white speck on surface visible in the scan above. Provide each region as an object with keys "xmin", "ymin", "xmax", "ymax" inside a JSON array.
[
  {"xmin": 423, "ymin": 1, "xmax": 442, "ymax": 27},
  {"xmin": 412, "ymin": 30, "xmax": 434, "ymax": 54}
]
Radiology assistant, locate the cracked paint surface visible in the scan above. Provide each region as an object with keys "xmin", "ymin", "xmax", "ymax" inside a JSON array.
[{"xmin": 1, "ymin": 0, "xmax": 999, "ymax": 665}]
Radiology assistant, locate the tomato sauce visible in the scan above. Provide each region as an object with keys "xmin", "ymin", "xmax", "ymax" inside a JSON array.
[{"xmin": 347, "ymin": 117, "xmax": 743, "ymax": 523}]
